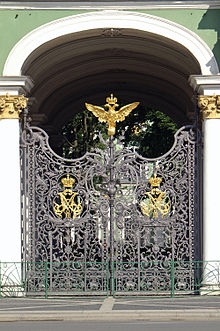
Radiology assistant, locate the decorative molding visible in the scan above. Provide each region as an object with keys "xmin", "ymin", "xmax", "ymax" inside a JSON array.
[
  {"xmin": 0, "ymin": 1, "xmax": 220, "ymax": 10},
  {"xmin": 102, "ymin": 28, "xmax": 122, "ymax": 37},
  {"xmin": 189, "ymin": 75, "xmax": 220, "ymax": 91},
  {"xmin": 189, "ymin": 75, "xmax": 220, "ymax": 96},
  {"xmin": 198, "ymin": 95, "xmax": 220, "ymax": 120},
  {"xmin": 3, "ymin": 11, "xmax": 219, "ymax": 76},
  {"xmin": 0, "ymin": 94, "xmax": 28, "ymax": 119},
  {"xmin": 0, "ymin": 76, "xmax": 34, "ymax": 95}
]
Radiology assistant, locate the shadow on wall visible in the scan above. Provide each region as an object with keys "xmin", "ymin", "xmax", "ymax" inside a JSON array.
[{"xmin": 198, "ymin": 9, "xmax": 220, "ymax": 73}]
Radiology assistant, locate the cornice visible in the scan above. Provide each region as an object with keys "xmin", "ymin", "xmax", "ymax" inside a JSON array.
[
  {"xmin": 0, "ymin": 1, "xmax": 220, "ymax": 10},
  {"xmin": 189, "ymin": 75, "xmax": 220, "ymax": 90},
  {"xmin": 0, "ymin": 76, "xmax": 34, "ymax": 94},
  {"xmin": 189, "ymin": 75, "xmax": 220, "ymax": 95}
]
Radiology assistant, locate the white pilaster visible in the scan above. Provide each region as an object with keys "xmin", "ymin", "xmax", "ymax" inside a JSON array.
[
  {"xmin": 0, "ymin": 119, "xmax": 21, "ymax": 262},
  {"xmin": 0, "ymin": 77, "xmax": 33, "ymax": 264},
  {"xmin": 202, "ymin": 117, "xmax": 220, "ymax": 291},
  {"xmin": 189, "ymin": 74, "xmax": 220, "ymax": 292},
  {"xmin": 203, "ymin": 119, "xmax": 220, "ymax": 262}
]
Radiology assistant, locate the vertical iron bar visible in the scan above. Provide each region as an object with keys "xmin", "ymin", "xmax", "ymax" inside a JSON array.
[
  {"xmin": 107, "ymin": 261, "xmax": 109, "ymax": 298},
  {"xmin": 171, "ymin": 260, "xmax": 175, "ymax": 298},
  {"xmin": 49, "ymin": 231, "xmax": 53, "ymax": 290},
  {"xmin": 109, "ymin": 135, "xmax": 114, "ymax": 296},
  {"xmin": 21, "ymin": 261, "xmax": 24, "ymax": 290},
  {"xmin": 45, "ymin": 261, "xmax": 48, "ymax": 299},
  {"xmin": 112, "ymin": 261, "xmax": 115, "ymax": 297},
  {"xmin": 196, "ymin": 260, "xmax": 200, "ymax": 292},
  {"xmin": 84, "ymin": 231, "xmax": 88, "ymax": 293},
  {"xmin": 138, "ymin": 232, "xmax": 141, "ymax": 292}
]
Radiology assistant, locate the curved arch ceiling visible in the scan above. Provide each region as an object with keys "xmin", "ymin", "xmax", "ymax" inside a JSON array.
[{"xmin": 22, "ymin": 28, "xmax": 201, "ymax": 135}]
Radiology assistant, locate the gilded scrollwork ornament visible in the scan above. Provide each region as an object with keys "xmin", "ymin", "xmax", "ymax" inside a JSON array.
[
  {"xmin": 0, "ymin": 93, "xmax": 28, "ymax": 119},
  {"xmin": 198, "ymin": 94, "xmax": 220, "ymax": 119},
  {"xmin": 140, "ymin": 173, "xmax": 170, "ymax": 219},
  {"xmin": 54, "ymin": 174, "xmax": 83, "ymax": 220}
]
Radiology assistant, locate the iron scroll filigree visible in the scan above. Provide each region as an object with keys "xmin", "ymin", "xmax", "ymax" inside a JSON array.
[{"xmin": 20, "ymin": 98, "xmax": 200, "ymax": 295}]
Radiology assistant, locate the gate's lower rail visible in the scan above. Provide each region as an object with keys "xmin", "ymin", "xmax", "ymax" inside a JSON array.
[
  {"xmin": 113, "ymin": 261, "xmax": 220, "ymax": 297},
  {"xmin": 0, "ymin": 261, "xmax": 109, "ymax": 298},
  {"xmin": 0, "ymin": 261, "xmax": 220, "ymax": 298}
]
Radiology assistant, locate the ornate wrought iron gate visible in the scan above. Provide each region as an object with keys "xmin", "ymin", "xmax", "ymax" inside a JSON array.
[{"xmin": 21, "ymin": 111, "xmax": 200, "ymax": 296}]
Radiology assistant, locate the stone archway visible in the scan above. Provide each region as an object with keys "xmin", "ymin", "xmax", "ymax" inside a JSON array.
[
  {"xmin": 1, "ymin": 10, "xmax": 220, "ymax": 295},
  {"xmin": 3, "ymin": 11, "xmax": 219, "ymax": 76},
  {"xmin": 2, "ymin": 11, "xmax": 219, "ymax": 139}
]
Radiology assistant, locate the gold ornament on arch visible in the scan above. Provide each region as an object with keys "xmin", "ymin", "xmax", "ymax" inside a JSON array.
[{"xmin": 85, "ymin": 94, "xmax": 140, "ymax": 136}]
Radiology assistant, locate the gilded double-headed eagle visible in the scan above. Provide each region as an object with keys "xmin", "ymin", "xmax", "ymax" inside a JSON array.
[{"xmin": 85, "ymin": 94, "xmax": 140, "ymax": 136}]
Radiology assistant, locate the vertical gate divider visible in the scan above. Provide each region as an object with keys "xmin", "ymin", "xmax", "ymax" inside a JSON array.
[
  {"xmin": 109, "ymin": 135, "xmax": 115, "ymax": 296},
  {"xmin": 112, "ymin": 260, "xmax": 115, "ymax": 297}
]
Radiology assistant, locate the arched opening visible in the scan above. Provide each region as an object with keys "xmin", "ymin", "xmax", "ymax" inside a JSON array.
[
  {"xmin": 11, "ymin": 11, "xmax": 214, "ymax": 296},
  {"xmin": 62, "ymin": 101, "xmax": 178, "ymax": 159},
  {"xmin": 20, "ymin": 26, "xmax": 201, "ymax": 154},
  {"xmin": 4, "ymin": 11, "xmax": 217, "ymax": 156}
]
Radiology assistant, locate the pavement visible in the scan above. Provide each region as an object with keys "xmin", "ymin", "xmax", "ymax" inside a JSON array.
[{"xmin": 1, "ymin": 296, "xmax": 220, "ymax": 321}]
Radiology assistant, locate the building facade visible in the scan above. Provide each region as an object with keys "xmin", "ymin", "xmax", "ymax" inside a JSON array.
[{"xmin": 0, "ymin": 0, "xmax": 220, "ymax": 295}]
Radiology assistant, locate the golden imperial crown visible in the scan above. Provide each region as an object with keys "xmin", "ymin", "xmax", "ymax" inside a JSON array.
[
  {"xmin": 149, "ymin": 174, "xmax": 162, "ymax": 187},
  {"xmin": 61, "ymin": 174, "xmax": 75, "ymax": 188},
  {"xmin": 106, "ymin": 94, "xmax": 118, "ymax": 105}
]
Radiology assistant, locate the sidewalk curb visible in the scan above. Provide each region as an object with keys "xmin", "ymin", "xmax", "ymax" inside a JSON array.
[{"xmin": 0, "ymin": 309, "xmax": 220, "ymax": 322}]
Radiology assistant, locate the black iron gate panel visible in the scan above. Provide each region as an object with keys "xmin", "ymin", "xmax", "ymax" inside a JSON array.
[
  {"xmin": 21, "ymin": 126, "xmax": 112, "ymax": 294},
  {"xmin": 111, "ymin": 126, "xmax": 200, "ymax": 294},
  {"xmin": 21, "ymin": 123, "xmax": 200, "ymax": 295}
]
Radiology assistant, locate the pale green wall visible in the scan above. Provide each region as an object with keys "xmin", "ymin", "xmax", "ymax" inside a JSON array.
[
  {"xmin": 0, "ymin": 10, "xmax": 88, "ymax": 74},
  {"xmin": 0, "ymin": 9, "xmax": 219, "ymax": 74},
  {"xmin": 138, "ymin": 9, "xmax": 220, "ymax": 69}
]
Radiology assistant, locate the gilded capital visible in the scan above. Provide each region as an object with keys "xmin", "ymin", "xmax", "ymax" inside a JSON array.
[
  {"xmin": 198, "ymin": 95, "xmax": 220, "ymax": 120},
  {"xmin": 0, "ymin": 93, "xmax": 28, "ymax": 119}
]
